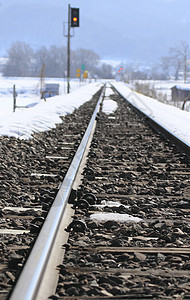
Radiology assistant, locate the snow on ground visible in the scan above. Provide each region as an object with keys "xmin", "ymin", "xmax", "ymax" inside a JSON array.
[
  {"xmin": 90, "ymin": 212, "xmax": 142, "ymax": 223},
  {"xmin": 112, "ymin": 82, "xmax": 190, "ymax": 147},
  {"xmin": 104, "ymin": 86, "xmax": 114, "ymax": 97},
  {"xmin": 0, "ymin": 78, "xmax": 189, "ymax": 224},
  {"xmin": 0, "ymin": 77, "xmax": 189, "ymax": 146},
  {"xmin": 94, "ymin": 200, "xmax": 129, "ymax": 209},
  {"xmin": 130, "ymin": 80, "xmax": 190, "ymax": 111},
  {"xmin": 0, "ymin": 77, "xmax": 87, "ymax": 116},
  {"xmin": 102, "ymin": 85, "xmax": 118, "ymax": 115},
  {"xmin": 0, "ymin": 78, "xmax": 102, "ymax": 139},
  {"xmin": 144, "ymin": 80, "xmax": 190, "ymax": 93},
  {"xmin": 102, "ymin": 99, "xmax": 118, "ymax": 115}
]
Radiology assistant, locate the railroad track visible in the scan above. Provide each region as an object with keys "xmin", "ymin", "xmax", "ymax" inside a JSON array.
[
  {"xmin": 0, "ymin": 86, "xmax": 103, "ymax": 300},
  {"xmin": 1, "ymin": 83, "xmax": 190, "ymax": 299}
]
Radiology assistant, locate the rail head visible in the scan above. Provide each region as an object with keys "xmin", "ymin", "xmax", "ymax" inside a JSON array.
[{"xmin": 10, "ymin": 85, "xmax": 105, "ymax": 300}]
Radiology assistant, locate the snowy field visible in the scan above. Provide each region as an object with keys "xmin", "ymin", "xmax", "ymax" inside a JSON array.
[
  {"xmin": 113, "ymin": 82, "xmax": 190, "ymax": 147},
  {"xmin": 0, "ymin": 76, "xmax": 103, "ymax": 139},
  {"xmin": 130, "ymin": 79, "xmax": 190, "ymax": 111},
  {"xmin": 0, "ymin": 77, "xmax": 189, "ymax": 147},
  {"xmin": 0, "ymin": 76, "xmax": 89, "ymax": 116}
]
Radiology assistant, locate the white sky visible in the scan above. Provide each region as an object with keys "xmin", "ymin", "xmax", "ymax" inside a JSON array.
[{"xmin": 0, "ymin": 0, "xmax": 190, "ymax": 62}]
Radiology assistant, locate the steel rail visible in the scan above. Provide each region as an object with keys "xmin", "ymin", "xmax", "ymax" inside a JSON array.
[
  {"xmin": 10, "ymin": 85, "xmax": 105, "ymax": 300},
  {"xmin": 112, "ymin": 84, "xmax": 190, "ymax": 158}
]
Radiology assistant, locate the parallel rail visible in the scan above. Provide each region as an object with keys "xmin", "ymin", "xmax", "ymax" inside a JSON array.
[{"xmin": 54, "ymin": 85, "xmax": 189, "ymax": 299}]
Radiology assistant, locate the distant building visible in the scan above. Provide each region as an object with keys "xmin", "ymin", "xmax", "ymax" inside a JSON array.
[
  {"xmin": 41, "ymin": 83, "xmax": 60, "ymax": 99},
  {"xmin": 171, "ymin": 85, "xmax": 190, "ymax": 106}
]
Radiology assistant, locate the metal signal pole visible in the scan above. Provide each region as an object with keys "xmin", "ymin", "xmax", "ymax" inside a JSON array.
[{"xmin": 67, "ymin": 4, "xmax": 71, "ymax": 94}]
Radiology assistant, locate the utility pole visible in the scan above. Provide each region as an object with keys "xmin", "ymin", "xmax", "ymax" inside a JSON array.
[{"xmin": 67, "ymin": 4, "xmax": 71, "ymax": 94}]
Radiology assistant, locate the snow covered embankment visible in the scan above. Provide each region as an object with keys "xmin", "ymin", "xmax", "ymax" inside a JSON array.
[
  {"xmin": 0, "ymin": 83, "xmax": 102, "ymax": 140},
  {"xmin": 113, "ymin": 82, "xmax": 190, "ymax": 147}
]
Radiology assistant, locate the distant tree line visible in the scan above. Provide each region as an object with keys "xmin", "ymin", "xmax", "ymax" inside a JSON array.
[
  {"xmin": 118, "ymin": 41, "xmax": 190, "ymax": 83},
  {"xmin": 3, "ymin": 40, "xmax": 190, "ymax": 82},
  {"xmin": 2, "ymin": 41, "xmax": 114, "ymax": 79}
]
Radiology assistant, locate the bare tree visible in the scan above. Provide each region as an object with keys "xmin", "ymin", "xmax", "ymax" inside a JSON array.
[
  {"xmin": 160, "ymin": 56, "xmax": 172, "ymax": 79},
  {"xmin": 96, "ymin": 63, "xmax": 113, "ymax": 79},
  {"xmin": 45, "ymin": 46, "xmax": 67, "ymax": 77},
  {"xmin": 71, "ymin": 48, "xmax": 100, "ymax": 78},
  {"xmin": 33, "ymin": 46, "xmax": 48, "ymax": 76},
  {"xmin": 3, "ymin": 41, "xmax": 34, "ymax": 76},
  {"xmin": 170, "ymin": 41, "xmax": 190, "ymax": 82},
  {"xmin": 34, "ymin": 46, "xmax": 67, "ymax": 78},
  {"xmin": 2, "ymin": 42, "xmax": 109, "ymax": 79},
  {"xmin": 171, "ymin": 56, "xmax": 181, "ymax": 81}
]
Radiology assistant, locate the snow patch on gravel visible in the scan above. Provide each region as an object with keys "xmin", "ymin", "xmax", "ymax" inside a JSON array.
[
  {"xmin": 104, "ymin": 87, "xmax": 114, "ymax": 97},
  {"xmin": 102, "ymin": 99, "xmax": 118, "ymax": 115},
  {"xmin": 90, "ymin": 212, "xmax": 142, "ymax": 223},
  {"xmin": 94, "ymin": 200, "xmax": 129, "ymax": 208}
]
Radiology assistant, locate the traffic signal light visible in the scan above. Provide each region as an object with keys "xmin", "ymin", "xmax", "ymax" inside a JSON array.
[{"xmin": 71, "ymin": 8, "xmax": 79, "ymax": 27}]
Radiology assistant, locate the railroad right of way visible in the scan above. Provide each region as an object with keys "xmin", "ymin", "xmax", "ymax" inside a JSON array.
[
  {"xmin": 3, "ymin": 83, "xmax": 190, "ymax": 300},
  {"xmin": 54, "ymin": 85, "xmax": 190, "ymax": 299}
]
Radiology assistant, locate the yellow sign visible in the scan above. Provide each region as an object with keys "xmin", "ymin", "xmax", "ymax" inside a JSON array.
[
  {"xmin": 77, "ymin": 69, "xmax": 80, "ymax": 73},
  {"xmin": 76, "ymin": 73, "xmax": 80, "ymax": 78},
  {"xmin": 83, "ymin": 72, "xmax": 88, "ymax": 79}
]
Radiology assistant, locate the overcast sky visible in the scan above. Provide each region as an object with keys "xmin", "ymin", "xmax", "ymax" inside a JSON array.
[{"xmin": 0, "ymin": 0, "xmax": 190, "ymax": 64}]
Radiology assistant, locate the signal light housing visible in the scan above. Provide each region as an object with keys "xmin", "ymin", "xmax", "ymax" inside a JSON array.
[{"xmin": 71, "ymin": 8, "xmax": 79, "ymax": 27}]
